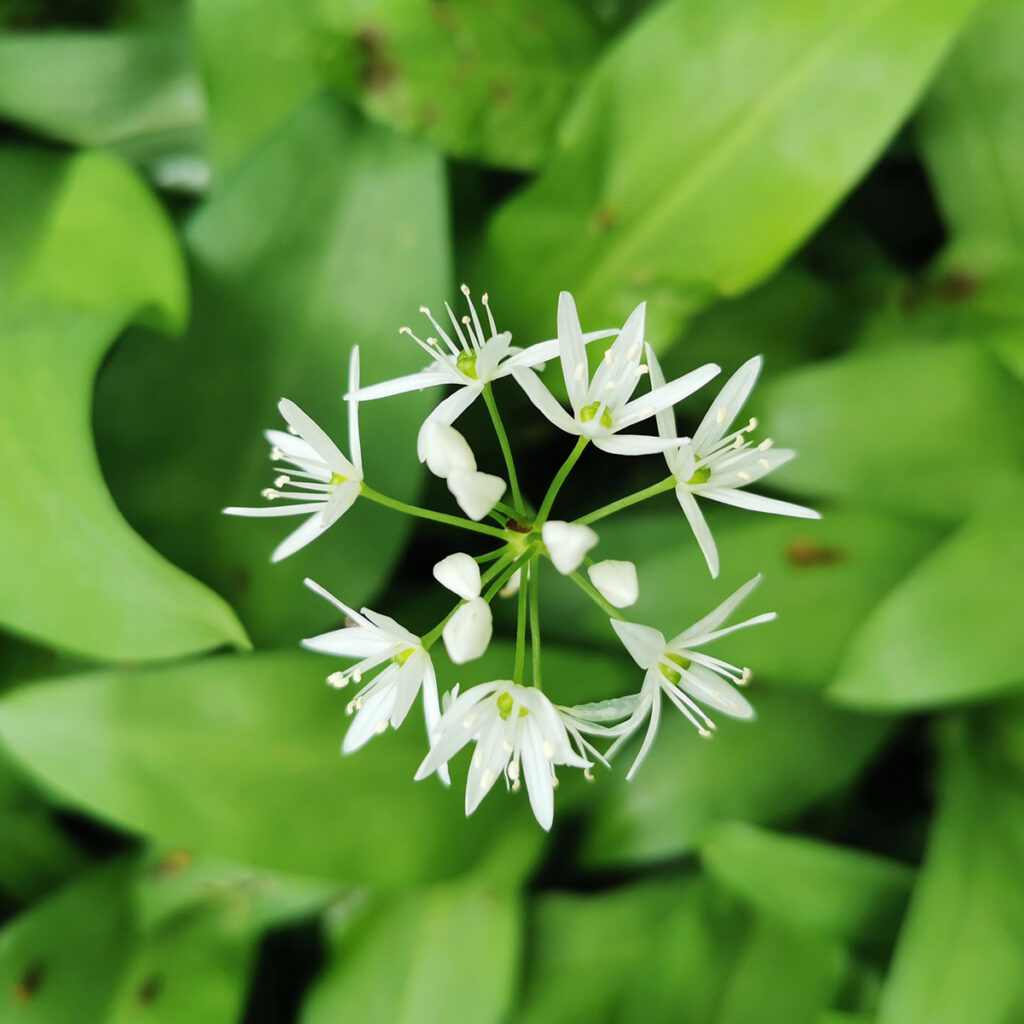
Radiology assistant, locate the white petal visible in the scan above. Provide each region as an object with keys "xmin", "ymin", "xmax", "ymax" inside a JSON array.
[
  {"xmin": 342, "ymin": 683, "xmax": 397, "ymax": 753},
  {"xmin": 301, "ymin": 628, "xmax": 393, "ymax": 659},
  {"xmin": 610, "ymin": 619, "xmax": 666, "ymax": 669},
  {"xmin": 674, "ymin": 575, "xmax": 763, "ymax": 645},
  {"xmin": 222, "ymin": 502, "xmax": 325, "ymax": 518},
  {"xmin": 448, "ymin": 470, "xmax": 506, "ymax": 521},
  {"xmin": 347, "ymin": 367, "xmax": 452, "ymax": 402},
  {"xmin": 433, "ymin": 552, "xmax": 482, "ymax": 600},
  {"xmin": 511, "ymin": 366, "xmax": 579, "ymax": 435},
  {"xmin": 587, "ymin": 560, "xmax": 639, "ymax": 608},
  {"xmin": 278, "ymin": 399, "xmax": 355, "ymax": 479},
  {"xmin": 625, "ymin": 678, "xmax": 662, "ymax": 780},
  {"xmin": 590, "ymin": 301, "xmax": 646, "ymax": 411},
  {"xmin": 303, "ymin": 578, "xmax": 370, "ymax": 626},
  {"xmin": 420, "ymin": 658, "xmax": 450, "ymax": 785},
  {"xmin": 420, "ymin": 421, "xmax": 477, "ymax": 478},
  {"xmin": 678, "ymin": 664, "xmax": 754, "ymax": 719},
  {"xmin": 557, "ymin": 291, "xmax": 589, "ymax": 412},
  {"xmin": 347, "ymin": 346, "xmax": 363, "ymax": 473},
  {"xmin": 414, "ymin": 682, "xmax": 502, "ymax": 780},
  {"xmin": 502, "ymin": 327, "xmax": 620, "ymax": 372},
  {"xmin": 499, "ymin": 569, "xmax": 521, "ymax": 597},
  {"xmin": 320, "ymin": 479, "xmax": 361, "ymax": 528},
  {"xmin": 702, "ymin": 487, "xmax": 820, "ymax": 519},
  {"xmin": 644, "ymin": 344, "xmax": 678, "ymax": 450},
  {"xmin": 415, "ymin": 387, "xmax": 480, "ymax": 462},
  {"xmin": 693, "ymin": 356, "xmax": 762, "ymax": 453},
  {"xmin": 675, "ymin": 487, "xmax": 719, "ymax": 579},
  {"xmin": 271, "ymin": 513, "xmax": 330, "ymax": 562},
  {"xmin": 442, "ymin": 598, "xmax": 493, "ymax": 664},
  {"xmin": 542, "ymin": 521, "xmax": 598, "ymax": 575},
  {"xmin": 521, "ymin": 725, "xmax": 555, "ymax": 831},
  {"xmin": 465, "ymin": 715, "xmax": 509, "ymax": 816},
  {"xmin": 389, "ymin": 653, "xmax": 428, "ymax": 728},
  {"xmin": 361, "ymin": 608, "xmax": 420, "ymax": 646},
  {"xmin": 617, "ymin": 362, "xmax": 721, "ymax": 429},
  {"xmin": 684, "ymin": 611, "xmax": 777, "ymax": 647},
  {"xmin": 593, "ymin": 433, "xmax": 681, "ymax": 456}
]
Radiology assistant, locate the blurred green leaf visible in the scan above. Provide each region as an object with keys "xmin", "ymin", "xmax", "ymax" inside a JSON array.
[
  {"xmin": 0, "ymin": 147, "xmax": 248, "ymax": 660},
  {"xmin": 761, "ymin": 339, "xmax": 1024, "ymax": 521},
  {"xmin": 918, "ymin": 0, "xmax": 1024, "ymax": 268},
  {"xmin": 481, "ymin": 0, "xmax": 981, "ymax": 343},
  {"xmin": 702, "ymin": 821, "xmax": 913, "ymax": 955},
  {"xmin": 301, "ymin": 875, "xmax": 520, "ymax": 1024},
  {"xmin": 320, "ymin": 0, "xmax": 599, "ymax": 170},
  {"xmin": 547, "ymin": 509, "xmax": 942, "ymax": 690},
  {"xmin": 581, "ymin": 690, "xmax": 892, "ymax": 868},
  {"xmin": 95, "ymin": 96, "xmax": 449, "ymax": 645},
  {"xmin": 831, "ymin": 484, "xmax": 1024, "ymax": 710},
  {"xmin": 0, "ymin": 30, "xmax": 207, "ymax": 189},
  {"xmin": 876, "ymin": 719, "xmax": 1024, "ymax": 1023},
  {"xmin": 0, "ymin": 652, "xmax": 506, "ymax": 883}
]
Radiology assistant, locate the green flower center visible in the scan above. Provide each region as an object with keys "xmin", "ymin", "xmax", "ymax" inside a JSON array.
[
  {"xmin": 394, "ymin": 648, "xmax": 416, "ymax": 666},
  {"xmin": 457, "ymin": 351, "xmax": 479, "ymax": 379},
  {"xmin": 659, "ymin": 651, "xmax": 692, "ymax": 685},
  {"xmin": 687, "ymin": 466, "xmax": 711, "ymax": 485},
  {"xmin": 329, "ymin": 472, "xmax": 348, "ymax": 487},
  {"xmin": 497, "ymin": 692, "xmax": 529, "ymax": 721},
  {"xmin": 580, "ymin": 401, "xmax": 613, "ymax": 429}
]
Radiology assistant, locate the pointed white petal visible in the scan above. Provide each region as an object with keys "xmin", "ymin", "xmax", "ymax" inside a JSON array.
[
  {"xmin": 587, "ymin": 560, "xmax": 639, "ymax": 608},
  {"xmin": 511, "ymin": 366, "xmax": 579, "ymax": 435},
  {"xmin": 320, "ymin": 479, "xmax": 360, "ymax": 528},
  {"xmin": 678, "ymin": 665, "xmax": 754, "ymax": 719},
  {"xmin": 644, "ymin": 344, "xmax": 678, "ymax": 448},
  {"xmin": 433, "ymin": 552, "xmax": 482, "ymax": 600},
  {"xmin": 303, "ymin": 578, "xmax": 370, "ymax": 625},
  {"xmin": 617, "ymin": 362, "xmax": 721, "ymax": 429},
  {"xmin": 465, "ymin": 714, "xmax": 508, "ymax": 815},
  {"xmin": 693, "ymin": 356, "xmax": 762, "ymax": 453},
  {"xmin": 521, "ymin": 725, "xmax": 555, "ymax": 831},
  {"xmin": 347, "ymin": 347, "xmax": 362, "ymax": 472},
  {"xmin": 625, "ymin": 680, "xmax": 662, "ymax": 780},
  {"xmin": 271, "ymin": 514, "xmax": 330, "ymax": 562},
  {"xmin": 447, "ymin": 470, "xmax": 506, "ymax": 521},
  {"xmin": 504, "ymin": 327, "xmax": 620, "ymax": 372},
  {"xmin": 674, "ymin": 575, "xmax": 763, "ymax": 644},
  {"xmin": 342, "ymin": 683, "xmax": 397, "ymax": 753},
  {"xmin": 675, "ymin": 487, "xmax": 719, "ymax": 579},
  {"xmin": 301, "ymin": 627, "xmax": 393, "ymax": 658},
  {"xmin": 442, "ymin": 598, "xmax": 493, "ymax": 664},
  {"xmin": 702, "ymin": 487, "xmax": 820, "ymax": 518},
  {"xmin": 590, "ymin": 301, "xmax": 646, "ymax": 411},
  {"xmin": 541, "ymin": 521, "xmax": 598, "ymax": 575},
  {"xmin": 360, "ymin": 608, "xmax": 420, "ymax": 646},
  {"xmin": 593, "ymin": 433, "xmax": 681, "ymax": 456},
  {"xmin": 685, "ymin": 611, "xmax": 777, "ymax": 647},
  {"xmin": 264, "ymin": 429, "xmax": 323, "ymax": 466},
  {"xmin": 420, "ymin": 421, "xmax": 477, "ymax": 478},
  {"xmin": 420, "ymin": 658, "xmax": 450, "ymax": 785},
  {"xmin": 610, "ymin": 619, "xmax": 666, "ymax": 668},
  {"xmin": 222, "ymin": 502, "xmax": 325, "ymax": 518},
  {"xmin": 278, "ymin": 399, "xmax": 355, "ymax": 478},
  {"xmin": 347, "ymin": 368, "xmax": 452, "ymax": 402},
  {"xmin": 557, "ymin": 291, "xmax": 589, "ymax": 412},
  {"xmin": 389, "ymin": 653, "xmax": 428, "ymax": 728}
]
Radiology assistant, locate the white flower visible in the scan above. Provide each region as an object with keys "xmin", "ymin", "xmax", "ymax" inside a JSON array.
[
  {"xmin": 223, "ymin": 347, "xmax": 364, "ymax": 562},
  {"xmin": 433, "ymin": 552, "xmax": 481, "ymax": 601},
  {"xmin": 647, "ymin": 350, "xmax": 820, "ymax": 578},
  {"xmin": 421, "ymin": 421, "xmax": 477, "ymax": 478},
  {"xmin": 447, "ymin": 470, "xmax": 506, "ymax": 521},
  {"xmin": 588, "ymin": 559, "xmax": 639, "ymax": 608},
  {"xmin": 512, "ymin": 292, "xmax": 720, "ymax": 456},
  {"xmin": 442, "ymin": 598, "xmax": 493, "ymax": 664},
  {"xmin": 346, "ymin": 285, "xmax": 618, "ymax": 461},
  {"xmin": 608, "ymin": 576, "xmax": 775, "ymax": 779},
  {"xmin": 414, "ymin": 681, "xmax": 590, "ymax": 830},
  {"xmin": 541, "ymin": 520, "xmax": 598, "ymax": 575},
  {"xmin": 301, "ymin": 579, "xmax": 446, "ymax": 781}
]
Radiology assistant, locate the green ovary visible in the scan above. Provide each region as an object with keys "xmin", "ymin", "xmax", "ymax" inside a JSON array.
[
  {"xmin": 659, "ymin": 652, "xmax": 692, "ymax": 685},
  {"xmin": 457, "ymin": 351, "xmax": 479, "ymax": 379},
  {"xmin": 687, "ymin": 466, "xmax": 711, "ymax": 485},
  {"xmin": 329, "ymin": 472, "xmax": 348, "ymax": 487},
  {"xmin": 580, "ymin": 401, "xmax": 613, "ymax": 429},
  {"xmin": 497, "ymin": 692, "xmax": 529, "ymax": 721},
  {"xmin": 394, "ymin": 648, "xmax": 416, "ymax": 666}
]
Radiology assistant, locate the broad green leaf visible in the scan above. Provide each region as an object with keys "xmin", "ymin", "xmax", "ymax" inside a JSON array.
[
  {"xmin": 0, "ymin": 652, "xmax": 506, "ymax": 883},
  {"xmin": 301, "ymin": 877, "xmax": 520, "ymax": 1024},
  {"xmin": 480, "ymin": 0, "xmax": 981, "ymax": 343},
  {"xmin": 702, "ymin": 821, "xmax": 913, "ymax": 955},
  {"xmin": 830, "ymin": 486, "xmax": 1024, "ymax": 709},
  {"xmin": 320, "ymin": 0, "xmax": 599, "ymax": 170},
  {"xmin": 581, "ymin": 690, "xmax": 892, "ymax": 868},
  {"xmin": 545, "ymin": 509, "xmax": 942, "ymax": 690},
  {"xmin": 0, "ymin": 147, "xmax": 248, "ymax": 660},
  {"xmin": 0, "ymin": 30, "xmax": 206, "ymax": 189},
  {"xmin": 94, "ymin": 96, "xmax": 449, "ymax": 646},
  {"xmin": 918, "ymin": 0, "xmax": 1024, "ymax": 266},
  {"xmin": 876, "ymin": 719, "xmax": 1024, "ymax": 1024},
  {"xmin": 761, "ymin": 340, "xmax": 1024, "ymax": 521}
]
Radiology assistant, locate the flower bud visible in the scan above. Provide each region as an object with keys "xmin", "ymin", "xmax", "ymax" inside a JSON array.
[
  {"xmin": 442, "ymin": 597, "xmax": 493, "ymax": 664},
  {"xmin": 420, "ymin": 421, "xmax": 476, "ymax": 478},
  {"xmin": 541, "ymin": 521, "xmax": 598, "ymax": 575},
  {"xmin": 447, "ymin": 470, "xmax": 506, "ymax": 521},
  {"xmin": 587, "ymin": 559, "xmax": 639, "ymax": 608},
  {"xmin": 433, "ymin": 552, "xmax": 482, "ymax": 600}
]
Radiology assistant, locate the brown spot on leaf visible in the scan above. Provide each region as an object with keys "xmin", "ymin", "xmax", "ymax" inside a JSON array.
[
  {"xmin": 786, "ymin": 538, "xmax": 845, "ymax": 566},
  {"xmin": 593, "ymin": 207, "xmax": 617, "ymax": 232},
  {"xmin": 151, "ymin": 848, "xmax": 193, "ymax": 878},
  {"xmin": 14, "ymin": 960, "xmax": 45, "ymax": 1003},
  {"xmin": 356, "ymin": 25, "xmax": 398, "ymax": 91},
  {"xmin": 935, "ymin": 270, "xmax": 978, "ymax": 304},
  {"xmin": 137, "ymin": 975, "xmax": 163, "ymax": 1005},
  {"xmin": 490, "ymin": 80, "xmax": 514, "ymax": 106}
]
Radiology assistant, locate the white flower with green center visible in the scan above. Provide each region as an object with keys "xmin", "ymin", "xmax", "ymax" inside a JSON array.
[
  {"xmin": 512, "ymin": 292, "xmax": 721, "ymax": 456},
  {"xmin": 346, "ymin": 285, "xmax": 618, "ymax": 462},
  {"xmin": 301, "ymin": 579, "xmax": 447, "ymax": 781},
  {"xmin": 415, "ymin": 681, "xmax": 590, "ymax": 830},
  {"xmin": 223, "ymin": 347, "xmax": 364, "ymax": 562},
  {"xmin": 647, "ymin": 350, "xmax": 820, "ymax": 578},
  {"xmin": 608, "ymin": 576, "xmax": 775, "ymax": 779}
]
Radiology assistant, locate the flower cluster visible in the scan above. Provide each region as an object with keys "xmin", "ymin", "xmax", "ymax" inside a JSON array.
[{"xmin": 225, "ymin": 289, "xmax": 818, "ymax": 830}]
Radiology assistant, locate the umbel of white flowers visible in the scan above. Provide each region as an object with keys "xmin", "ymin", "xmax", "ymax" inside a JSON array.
[{"xmin": 223, "ymin": 287, "xmax": 819, "ymax": 830}]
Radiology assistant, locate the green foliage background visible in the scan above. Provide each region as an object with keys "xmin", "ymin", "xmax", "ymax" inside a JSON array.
[{"xmin": 1, "ymin": 0, "xmax": 1023, "ymax": 1020}]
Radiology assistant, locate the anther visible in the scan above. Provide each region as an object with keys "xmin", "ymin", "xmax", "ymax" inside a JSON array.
[
  {"xmin": 375, "ymin": 720, "xmax": 388, "ymax": 734},
  {"xmin": 261, "ymin": 488, "xmax": 278, "ymax": 500},
  {"xmin": 346, "ymin": 700, "xmax": 356, "ymax": 715},
  {"xmin": 481, "ymin": 293, "xmax": 489, "ymax": 305},
  {"xmin": 584, "ymin": 768, "xmax": 595, "ymax": 782},
  {"xmin": 698, "ymin": 728, "xmax": 712, "ymax": 738},
  {"xmin": 399, "ymin": 326, "xmax": 412, "ymax": 335},
  {"xmin": 511, "ymin": 778, "xmax": 521, "ymax": 792},
  {"xmin": 738, "ymin": 471, "xmax": 752, "ymax": 481},
  {"xmin": 758, "ymin": 438, "xmax": 773, "ymax": 450},
  {"xmin": 552, "ymin": 775, "xmax": 560, "ymax": 789},
  {"xmin": 503, "ymin": 740, "xmax": 514, "ymax": 752},
  {"xmin": 274, "ymin": 475, "xmax": 290, "ymax": 488},
  {"xmin": 733, "ymin": 436, "xmax": 745, "ymax": 449},
  {"xmin": 353, "ymin": 672, "xmax": 363, "ymax": 684},
  {"xmin": 419, "ymin": 306, "xmax": 430, "ymax": 315},
  {"xmin": 460, "ymin": 283, "xmax": 471, "ymax": 296},
  {"xmin": 634, "ymin": 365, "xmax": 649, "ymax": 378},
  {"xmin": 270, "ymin": 447, "xmax": 284, "ymax": 460},
  {"xmin": 461, "ymin": 315, "xmax": 471, "ymax": 326},
  {"xmin": 747, "ymin": 417, "xmax": 758, "ymax": 431},
  {"xmin": 740, "ymin": 667, "xmax": 752, "ymax": 686},
  {"xmin": 327, "ymin": 671, "xmax": 347, "ymax": 688},
  {"xmin": 716, "ymin": 406, "xmax": 728, "ymax": 424}
]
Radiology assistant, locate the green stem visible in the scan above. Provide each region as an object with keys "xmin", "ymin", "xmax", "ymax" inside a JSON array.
[
  {"xmin": 513, "ymin": 562, "xmax": 529, "ymax": 685},
  {"xmin": 536, "ymin": 436, "xmax": 589, "ymax": 525},
  {"xmin": 361, "ymin": 484, "xmax": 507, "ymax": 539},
  {"xmin": 475, "ymin": 549, "xmax": 506, "ymax": 564},
  {"xmin": 483, "ymin": 384, "xmax": 525, "ymax": 514},
  {"xmin": 576, "ymin": 475, "xmax": 677, "ymax": 526},
  {"xmin": 569, "ymin": 569, "xmax": 626, "ymax": 621},
  {"xmin": 528, "ymin": 563, "xmax": 542, "ymax": 690},
  {"xmin": 482, "ymin": 546, "xmax": 538, "ymax": 602}
]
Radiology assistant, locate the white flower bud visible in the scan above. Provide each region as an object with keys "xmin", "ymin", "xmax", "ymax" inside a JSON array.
[
  {"xmin": 587, "ymin": 559, "xmax": 639, "ymax": 608},
  {"xmin": 541, "ymin": 521, "xmax": 598, "ymax": 575},
  {"xmin": 442, "ymin": 597, "xmax": 493, "ymax": 664},
  {"xmin": 499, "ymin": 568, "xmax": 521, "ymax": 598},
  {"xmin": 420, "ymin": 421, "xmax": 476, "ymax": 478},
  {"xmin": 433, "ymin": 552, "xmax": 482, "ymax": 600},
  {"xmin": 447, "ymin": 470, "xmax": 506, "ymax": 521}
]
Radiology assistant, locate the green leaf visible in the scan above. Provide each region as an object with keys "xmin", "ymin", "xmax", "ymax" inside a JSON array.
[
  {"xmin": 95, "ymin": 96, "xmax": 449, "ymax": 646},
  {"xmin": 0, "ymin": 30, "xmax": 206, "ymax": 189},
  {"xmin": 876, "ymin": 719, "xmax": 1024, "ymax": 1024},
  {"xmin": 581, "ymin": 690, "xmax": 893, "ymax": 868},
  {"xmin": 918, "ymin": 0, "xmax": 1024, "ymax": 267},
  {"xmin": 546, "ymin": 509, "xmax": 942, "ymax": 691},
  {"xmin": 300, "ymin": 877, "xmax": 520, "ymax": 1024},
  {"xmin": 480, "ymin": 0, "xmax": 981, "ymax": 343},
  {"xmin": 321, "ymin": 0, "xmax": 599, "ymax": 170},
  {"xmin": 830, "ymin": 485, "xmax": 1024, "ymax": 710},
  {"xmin": 761, "ymin": 339, "xmax": 1024, "ymax": 521},
  {"xmin": 702, "ymin": 821, "xmax": 913, "ymax": 955},
  {"xmin": 0, "ymin": 652, "xmax": 506, "ymax": 883},
  {"xmin": 0, "ymin": 147, "xmax": 248, "ymax": 660}
]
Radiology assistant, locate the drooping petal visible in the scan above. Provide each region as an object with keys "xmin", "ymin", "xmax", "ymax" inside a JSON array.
[
  {"xmin": 692, "ymin": 356, "xmax": 762, "ymax": 454},
  {"xmin": 465, "ymin": 714, "xmax": 508, "ymax": 815},
  {"xmin": 677, "ymin": 664, "xmax": 755, "ymax": 719},
  {"xmin": 557, "ymin": 291, "xmax": 589, "ymax": 413},
  {"xmin": 511, "ymin": 366, "xmax": 579, "ymax": 435},
  {"xmin": 389, "ymin": 652, "xmax": 429, "ymax": 729},
  {"xmin": 520, "ymin": 724, "xmax": 555, "ymax": 831},
  {"xmin": 617, "ymin": 362, "xmax": 721, "ymax": 429},
  {"xmin": 674, "ymin": 575, "xmax": 763, "ymax": 645},
  {"xmin": 278, "ymin": 399, "xmax": 356, "ymax": 479},
  {"xmin": 610, "ymin": 619, "xmax": 666, "ymax": 668},
  {"xmin": 442, "ymin": 597, "xmax": 493, "ymax": 664},
  {"xmin": 587, "ymin": 559, "xmax": 639, "ymax": 608},
  {"xmin": 420, "ymin": 421, "xmax": 476, "ymax": 478},
  {"xmin": 420, "ymin": 658, "xmax": 450, "ymax": 785},
  {"xmin": 541, "ymin": 521, "xmax": 598, "ymax": 575},
  {"xmin": 625, "ymin": 677, "xmax": 662, "ymax": 781},
  {"xmin": 433, "ymin": 552, "xmax": 482, "ymax": 600},
  {"xmin": 675, "ymin": 486, "xmax": 719, "ymax": 579},
  {"xmin": 347, "ymin": 367, "xmax": 453, "ymax": 402},
  {"xmin": 447, "ymin": 470, "xmax": 506, "ymax": 521},
  {"xmin": 271, "ymin": 513, "xmax": 330, "ymax": 562},
  {"xmin": 709, "ymin": 447, "xmax": 796, "ymax": 488},
  {"xmin": 702, "ymin": 487, "xmax": 820, "ymax": 518},
  {"xmin": 413, "ymin": 681, "xmax": 503, "ymax": 780}
]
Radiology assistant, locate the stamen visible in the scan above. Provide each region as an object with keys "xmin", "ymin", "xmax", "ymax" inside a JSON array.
[
  {"xmin": 261, "ymin": 489, "xmax": 278, "ymax": 500},
  {"xmin": 274, "ymin": 475, "xmax": 290, "ymax": 488},
  {"xmin": 511, "ymin": 778, "xmax": 521, "ymax": 792},
  {"xmin": 270, "ymin": 447, "xmax": 284, "ymax": 460},
  {"xmin": 481, "ymin": 292, "xmax": 498, "ymax": 336},
  {"xmin": 747, "ymin": 417, "xmax": 758, "ymax": 431},
  {"xmin": 740, "ymin": 667, "xmax": 752, "ymax": 686},
  {"xmin": 327, "ymin": 672, "xmax": 347, "ymax": 688},
  {"xmin": 584, "ymin": 768, "xmax": 595, "ymax": 782},
  {"xmin": 552, "ymin": 775, "xmax": 560, "ymax": 789},
  {"xmin": 732, "ymin": 436, "xmax": 745, "ymax": 449},
  {"xmin": 603, "ymin": 349, "xmax": 616, "ymax": 365},
  {"xmin": 346, "ymin": 700, "xmax": 356, "ymax": 715},
  {"xmin": 353, "ymin": 671, "xmax": 363, "ymax": 683},
  {"xmin": 375, "ymin": 720, "xmax": 388, "ymax": 734},
  {"xmin": 758, "ymin": 438, "xmax": 773, "ymax": 450},
  {"xmin": 445, "ymin": 302, "xmax": 472, "ymax": 352},
  {"xmin": 716, "ymin": 407, "xmax": 728, "ymax": 424},
  {"xmin": 634, "ymin": 365, "xmax": 649, "ymax": 378},
  {"xmin": 419, "ymin": 305, "xmax": 459, "ymax": 355},
  {"xmin": 507, "ymin": 760, "xmax": 520, "ymax": 781}
]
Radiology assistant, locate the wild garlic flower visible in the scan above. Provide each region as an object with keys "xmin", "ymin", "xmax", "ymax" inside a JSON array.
[
  {"xmin": 301, "ymin": 579, "xmax": 446, "ymax": 781},
  {"xmin": 223, "ymin": 347, "xmax": 364, "ymax": 562},
  {"xmin": 415, "ymin": 681, "xmax": 590, "ymax": 830},
  {"xmin": 347, "ymin": 285, "xmax": 618, "ymax": 461},
  {"xmin": 434, "ymin": 553, "xmax": 493, "ymax": 664},
  {"xmin": 513, "ymin": 292, "xmax": 720, "ymax": 455},
  {"xmin": 420, "ymin": 421, "xmax": 506, "ymax": 521},
  {"xmin": 608, "ymin": 575, "xmax": 775, "ymax": 779},
  {"xmin": 542, "ymin": 520, "xmax": 599, "ymax": 574},
  {"xmin": 648, "ymin": 350, "xmax": 820, "ymax": 578},
  {"xmin": 587, "ymin": 559, "xmax": 639, "ymax": 608}
]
